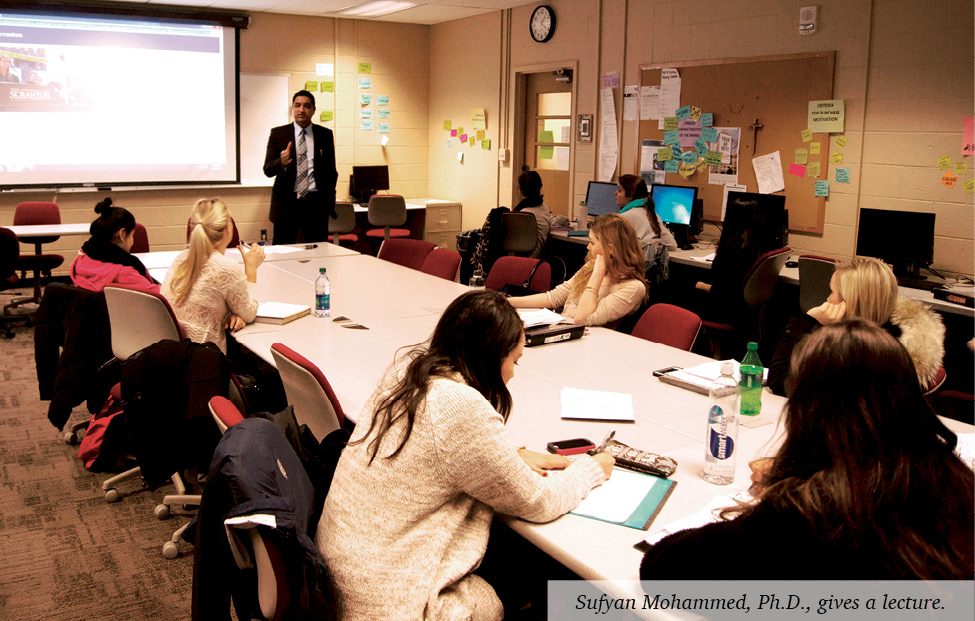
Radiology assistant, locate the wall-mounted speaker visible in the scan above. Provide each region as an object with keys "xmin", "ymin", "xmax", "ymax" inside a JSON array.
[{"xmin": 799, "ymin": 5, "xmax": 818, "ymax": 35}]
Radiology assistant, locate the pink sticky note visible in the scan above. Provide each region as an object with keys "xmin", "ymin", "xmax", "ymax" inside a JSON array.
[
  {"xmin": 450, "ymin": 129, "xmax": 457, "ymax": 137},
  {"xmin": 964, "ymin": 116, "xmax": 974, "ymax": 156},
  {"xmin": 458, "ymin": 133, "xmax": 468, "ymax": 142},
  {"xmin": 789, "ymin": 163, "xmax": 807, "ymax": 177}
]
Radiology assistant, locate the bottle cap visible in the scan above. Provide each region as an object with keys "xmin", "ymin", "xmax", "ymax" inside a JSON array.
[
  {"xmin": 720, "ymin": 361, "xmax": 735, "ymax": 376},
  {"xmin": 747, "ymin": 341, "xmax": 758, "ymax": 350},
  {"xmin": 319, "ymin": 267, "xmax": 327, "ymax": 273}
]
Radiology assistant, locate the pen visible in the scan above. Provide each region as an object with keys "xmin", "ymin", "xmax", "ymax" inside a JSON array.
[
  {"xmin": 304, "ymin": 244, "xmax": 318, "ymax": 250},
  {"xmin": 589, "ymin": 430, "xmax": 616, "ymax": 455}
]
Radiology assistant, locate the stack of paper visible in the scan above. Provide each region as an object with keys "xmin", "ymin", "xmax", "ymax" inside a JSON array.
[
  {"xmin": 255, "ymin": 302, "xmax": 310, "ymax": 325},
  {"xmin": 560, "ymin": 387, "xmax": 635, "ymax": 422},
  {"xmin": 516, "ymin": 308, "xmax": 565, "ymax": 329}
]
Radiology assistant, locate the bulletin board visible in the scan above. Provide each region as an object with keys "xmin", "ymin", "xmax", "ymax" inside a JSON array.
[
  {"xmin": 240, "ymin": 72, "xmax": 291, "ymax": 187},
  {"xmin": 639, "ymin": 52, "xmax": 834, "ymax": 234}
]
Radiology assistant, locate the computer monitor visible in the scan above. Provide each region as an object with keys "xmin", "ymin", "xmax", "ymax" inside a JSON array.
[
  {"xmin": 585, "ymin": 181, "xmax": 619, "ymax": 218},
  {"xmin": 350, "ymin": 165, "xmax": 390, "ymax": 203},
  {"xmin": 651, "ymin": 184, "xmax": 698, "ymax": 226},
  {"xmin": 689, "ymin": 198, "xmax": 704, "ymax": 236},
  {"xmin": 856, "ymin": 208, "xmax": 935, "ymax": 278},
  {"xmin": 726, "ymin": 191, "xmax": 787, "ymax": 248}
]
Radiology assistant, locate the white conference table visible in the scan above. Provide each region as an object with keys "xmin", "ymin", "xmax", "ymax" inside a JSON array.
[{"xmin": 5, "ymin": 222, "xmax": 92, "ymax": 300}]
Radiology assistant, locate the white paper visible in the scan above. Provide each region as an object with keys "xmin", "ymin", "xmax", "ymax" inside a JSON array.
[
  {"xmin": 708, "ymin": 127, "xmax": 740, "ymax": 186},
  {"xmin": 256, "ymin": 301, "xmax": 310, "ymax": 319},
  {"xmin": 598, "ymin": 87, "xmax": 619, "ymax": 182},
  {"xmin": 136, "ymin": 250, "xmax": 182, "ymax": 270},
  {"xmin": 381, "ymin": 135, "xmax": 389, "ymax": 147},
  {"xmin": 560, "ymin": 387, "xmax": 635, "ymax": 421},
  {"xmin": 752, "ymin": 151, "xmax": 786, "ymax": 194},
  {"xmin": 658, "ymin": 68, "xmax": 681, "ymax": 130},
  {"xmin": 687, "ymin": 252, "xmax": 716, "ymax": 263},
  {"xmin": 316, "ymin": 63, "xmax": 334, "ymax": 77},
  {"xmin": 640, "ymin": 85, "xmax": 660, "ymax": 120},
  {"xmin": 555, "ymin": 146, "xmax": 570, "ymax": 170},
  {"xmin": 721, "ymin": 184, "xmax": 748, "ymax": 221},
  {"xmin": 571, "ymin": 468, "xmax": 657, "ymax": 523},
  {"xmin": 261, "ymin": 245, "xmax": 303, "ymax": 254},
  {"xmin": 956, "ymin": 433, "xmax": 975, "ymax": 471},
  {"xmin": 623, "ymin": 85, "xmax": 639, "ymax": 122},
  {"xmin": 517, "ymin": 308, "xmax": 566, "ymax": 328},
  {"xmin": 639, "ymin": 139, "xmax": 666, "ymax": 179},
  {"xmin": 644, "ymin": 492, "xmax": 752, "ymax": 544},
  {"xmin": 560, "ymin": 125, "xmax": 571, "ymax": 143}
]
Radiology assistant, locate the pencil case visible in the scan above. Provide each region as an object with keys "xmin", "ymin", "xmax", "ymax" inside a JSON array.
[{"xmin": 606, "ymin": 439, "xmax": 677, "ymax": 478}]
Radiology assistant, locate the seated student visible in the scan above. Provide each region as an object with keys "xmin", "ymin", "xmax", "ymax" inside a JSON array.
[
  {"xmin": 161, "ymin": 198, "xmax": 264, "ymax": 354},
  {"xmin": 767, "ymin": 257, "xmax": 944, "ymax": 396},
  {"xmin": 615, "ymin": 174, "xmax": 677, "ymax": 258},
  {"xmin": 69, "ymin": 197, "xmax": 158, "ymax": 293},
  {"xmin": 508, "ymin": 213, "xmax": 648, "ymax": 327},
  {"xmin": 641, "ymin": 319, "xmax": 973, "ymax": 580},
  {"xmin": 317, "ymin": 290, "xmax": 614, "ymax": 620},
  {"xmin": 513, "ymin": 169, "xmax": 552, "ymax": 258}
]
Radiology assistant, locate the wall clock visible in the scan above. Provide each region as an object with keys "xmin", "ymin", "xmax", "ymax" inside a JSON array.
[{"xmin": 530, "ymin": 5, "xmax": 556, "ymax": 43}]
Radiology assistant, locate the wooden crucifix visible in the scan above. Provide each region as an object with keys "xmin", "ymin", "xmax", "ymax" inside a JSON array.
[{"xmin": 748, "ymin": 118, "xmax": 765, "ymax": 152}]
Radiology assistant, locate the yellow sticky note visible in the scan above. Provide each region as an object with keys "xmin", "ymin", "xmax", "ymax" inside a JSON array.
[
  {"xmin": 801, "ymin": 129, "xmax": 813, "ymax": 142},
  {"xmin": 471, "ymin": 108, "xmax": 487, "ymax": 130},
  {"xmin": 835, "ymin": 136, "xmax": 848, "ymax": 148},
  {"xmin": 476, "ymin": 130, "xmax": 485, "ymax": 141},
  {"xmin": 358, "ymin": 62, "xmax": 371, "ymax": 74},
  {"xmin": 304, "ymin": 80, "xmax": 319, "ymax": 91},
  {"xmin": 942, "ymin": 172, "xmax": 958, "ymax": 189},
  {"xmin": 696, "ymin": 158, "xmax": 709, "ymax": 173},
  {"xmin": 456, "ymin": 127, "xmax": 464, "ymax": 136},
  {"xmin": 807, "ymin": 162, "xmax": 821, "ymax": 177},
  {"xmin": 795, "ymin": 149, "xmax": 809, "ymax": 165},
  {"xmin": 320, "ymin": 111, "xmax": 333, "ymax": 122},
  {"xmin": 690, "ymin": 106, "xmax": 702, "ymax": 121},
  {"xmin": 321, "ymin": 81, "xmax": 334, "ymax": 93},
  {"xmin": 678, "ymin": 161, "xmax": 697, "ymax": 178},
  {"xmin": 481, "ymin": 139, "xmax": 491, "ymax": 150},
  {"xmin": 964, "ymin": 178, "xmax": 974, "ymax": 194},
  {"xmin": 656, "ymin": 147, "xmax": 672, "ymax": 162},
  {"xmin": 469, "ymin": 136, "xmax": 476, "ymax": 147},
  {"xmin": 443, "ymin": 120, "xmax": 451, "ymax": 131},
  {"xmin": 830, "ymin": 152, "xmax": 844, "ymax": 165},
  {"xmin": 937, "ymin": 155, "xmax": 953, "ymax": 170},
  {"xmin": 954, "ymin": 162, "xmax": 968, "ymax": 175},
  {"xmin": 664, "ymin": 117, "xmax": 679, "ymax": 130},
  {"xmin": 810, "ymin": 142, "xmax": 821, "ymax": 155}
]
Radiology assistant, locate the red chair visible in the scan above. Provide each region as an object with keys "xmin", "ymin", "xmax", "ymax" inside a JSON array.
[
  {"xmin": 922, "ymin": 366, "xmax": 947, "ymax": 396},
  {"xmin": 365, "ymin": 194, "xmax": 410, "ymax": 242},
  {"xmin": 421, "ymin": 248, "xmax": 462, "ymax": 281},
  {"xmin": 797, "ymin": 254, "xmax": 836, "ymax": 314},
  {"xmin": 329, "ymin": 201, "xmax": 358, "ymax": 246},
  {"xmin": 485, "ymin": 257, "xmax": 552, "ymax": 293},
  {"xmin": 131, "ymin": 223, "xmax": 150, "ymax": 254},
  {"xmin": 631, "ymin": 303, "xmax": 702, "ymax": 351},
  {"xmin": 186, "ymin": 217, "xmax": 240, "ymax": 247},
  {"xmin": 270, "ymin": 342, "xmax": 346, "ymax": 442},
  {"xmin": 377, "ymin": 238, "xmax": 436, "ymax": 271},
  {"xmin": 12, "ymin": 201, "xmax": 64, "ymax": 305}
]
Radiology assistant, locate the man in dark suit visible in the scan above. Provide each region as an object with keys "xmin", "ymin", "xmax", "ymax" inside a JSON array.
[{"xmin": 263, "ymin": 90, "xmax": 337, "ymax": 244}]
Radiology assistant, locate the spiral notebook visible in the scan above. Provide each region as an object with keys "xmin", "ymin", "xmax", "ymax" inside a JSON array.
[{"xmin": 569, "ymin": 468, "xmax": 677, "ymax": 530}]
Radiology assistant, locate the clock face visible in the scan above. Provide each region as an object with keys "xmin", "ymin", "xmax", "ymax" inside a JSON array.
[{"xmin": 530, "ymin": 6, "xmax": 555, "ymax": 43}]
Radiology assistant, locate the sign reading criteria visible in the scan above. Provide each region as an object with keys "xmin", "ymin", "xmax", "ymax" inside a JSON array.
[{"xmin": 808, "ymin": 99, "xmax": 845, "ymax": 134}]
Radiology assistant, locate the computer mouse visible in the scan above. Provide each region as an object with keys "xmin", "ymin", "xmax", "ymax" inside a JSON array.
[{"xmin": 785, "ymin": 260, "xmax": 799, "ymax": 268}]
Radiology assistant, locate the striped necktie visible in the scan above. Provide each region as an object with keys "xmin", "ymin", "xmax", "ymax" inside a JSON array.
[{"xmin": 296, "ymin": 128, "xmax": 309, "ymax": 198}]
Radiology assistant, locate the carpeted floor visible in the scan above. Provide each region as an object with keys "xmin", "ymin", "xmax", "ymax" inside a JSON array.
[{"xmin": 0, "ymin": 323, "xmax": 195, "ymax": 620}]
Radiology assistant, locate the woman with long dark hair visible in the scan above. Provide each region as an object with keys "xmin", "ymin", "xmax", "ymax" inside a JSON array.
[
  {"xmin": 69, "ymin": 197, "xmax": 158, "ymax": 293},
  {"xmin": 615, "ymin": 174, "xmax": 676, "ymax": 258},
  {"xmin": 513, "ymin": 169, "xmax": 551, "ymax": 258},
  {"xmin": 318, "ymin": 290, "xmax": 614, "ymax": 619},
  {"xmin": 640, "ymin": 319, "xmax": 973, "ymax": 579}
]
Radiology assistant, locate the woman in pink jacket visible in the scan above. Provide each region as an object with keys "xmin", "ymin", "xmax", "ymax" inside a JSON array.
[{"xmin": 70, "ymin": 197, "xmax": 158, "ymax": 293}]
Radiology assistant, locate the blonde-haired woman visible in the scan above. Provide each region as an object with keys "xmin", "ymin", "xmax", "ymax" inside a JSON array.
[
  {"xmin": 768, "ymin": 256, "xmax": 944, "ymax": 396},
  {"xmin": 161, "ymin": 198, "xmax": 265, "ymax": 354},
  {"xmin": 509, "ymin": 213, "xmax": 648, "ymax": 327}
]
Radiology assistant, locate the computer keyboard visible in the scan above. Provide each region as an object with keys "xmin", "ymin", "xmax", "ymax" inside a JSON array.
[{"xmin": 896, "ymin": 277, "xmax": 945, "ymax": 291}]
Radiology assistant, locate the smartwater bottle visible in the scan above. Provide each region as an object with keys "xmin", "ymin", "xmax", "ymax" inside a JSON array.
[
  {"xmin": 703, "ymin": 361, "xmax": 739, "ymax": 485},
  {"xmin": 739, "ymin": 341, "xmax": 764, "ymax": 417},
  {"xmin": 314, "ymin": 267, "xmax": 330, "ymax": 318}
]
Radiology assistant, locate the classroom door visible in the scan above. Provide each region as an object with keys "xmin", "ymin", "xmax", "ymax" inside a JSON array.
[{"xmin": 523, "ymin": 72, "xmax": 572, "ymax": 217}]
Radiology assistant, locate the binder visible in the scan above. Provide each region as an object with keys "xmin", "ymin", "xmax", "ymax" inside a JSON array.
[{"xmin": 570, "ymin": 468, "xmax": 677, "ymax": 530}]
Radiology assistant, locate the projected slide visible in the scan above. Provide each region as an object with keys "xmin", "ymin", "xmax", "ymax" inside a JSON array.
[{"xmin": 0, "ymin": 11, "xmax": 238, "ymax": 187}]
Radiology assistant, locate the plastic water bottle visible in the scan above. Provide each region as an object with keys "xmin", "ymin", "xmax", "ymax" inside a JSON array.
[
  {"xmin": 314, "ymin": 267, "xmax": 330, "ymax": 318},
  {"xmin": 577, "ymin": 200, "xmax": 588, "ymax": 230},
  {"xmin": 469, "ymin": 268, "xmax": 485, "ymax": 288},
  {"xmin": 703, "ymin": 361, "xmax": 739, "ymax": 485},
  {"xmin": 739, "ymin": 341, "xmax": 763, "ymax": 417}
]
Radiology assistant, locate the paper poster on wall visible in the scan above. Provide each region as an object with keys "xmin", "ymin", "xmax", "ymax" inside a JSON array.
[
  {"xmin": 640, "ymin": 85, "xmax": 660, "ymax": 120},
  {"xmin": 316, "ymin": 63, "xmax": 334, "ymax": 77},
  {"xmin": 964, "ymin": 117, "xmax": 974, "ymax": 155},
  {"xmin": 708, "ymin": 127, "xmax": 740, "ymax": 186},
  {"xmin": 471, "ymin": 108, "xmax": 487, "ymax": 130},
  {"xmin": 640, "ymin": 139, "xmax": 666, "ymax": 184},
  {"xmin": 752, "ymin": 151, "xmax": 785, "ymax": 194},
  {"xmin": 721, "ymin": 184, "xmax": 747, "ymax": 220},
  {"xmin": 808, "ymin": 99, "xmax": 845, "ymax": 134},
  {"xmin": 602, "ymin": 72, "xmax": 620, "ymax": 88},
  {"xmin": 556, "ymin": 147, "xmax": 570, "ymax": 170},
  {"xmin": 678, "ymin": 118, "xmax": 702, "ymax": 148},
  {"xmin": 598, "ymin": 87, "xmax": 619, "ymax": 182},
  {"xmin": 658, "ymin": 68, "xmax": 681, "ymax": 130},
  {"xmin": 623, "ymin": 85, "xmax": 639, "ymax": 121}
]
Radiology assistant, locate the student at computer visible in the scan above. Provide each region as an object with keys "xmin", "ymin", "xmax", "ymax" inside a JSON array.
[
  {"xmin": 317, "ymin": 290, "xmax": 614, "ymax": 620},
  {"xmin": 641, "ymin": 319, "xmax": 973, "ymax": 579},
  {"xmin": 70, "ymin": 197, "xmax": 158, "ymax": 293},
  {"xmin": 615, "ymin": 174, "xmax": 677, "ymax": 258},
  {"xmin": 513, "ymin": 169, "xmax": 551, "ymax": 259},
  {"xmin": 161, "ymin": 198, "xmax": 264, "ymax": 355},
  {"xmin": 767, "ymin": 257, "xmax": 944, "ymax": 396},
  {"xmin": 508, "ymin": 214, "xmax": 648, "ymax": 327}
]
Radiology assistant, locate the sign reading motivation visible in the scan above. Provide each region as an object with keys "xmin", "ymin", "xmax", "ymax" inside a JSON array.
[{"xmin": 808, "ymin": 99, "xmax": 845, "ymax": 134}]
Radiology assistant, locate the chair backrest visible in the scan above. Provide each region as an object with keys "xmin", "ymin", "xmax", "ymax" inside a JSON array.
[
  {"xmin": 742, "ymin": 247, "xmax": 791, "ymax": 307},
  {"xmin": 103, "ymin": 284, "xmax": 182, "ymax": 360},
  {"xmin": 14, "ymin": 201, "xmax": 61, "ymax": 245},
  {"xmin": 631, "ymin": 303, "xmax": 702, "ymax": 351},
  {"xmin": 208, "ymin": 395, "xmax": 244, "ymax": 434},
  {"xmin": 367, "ymin": 195, "xmax": 407, "ymax": 228},
  {"xmin": 485, "ymin": 256, "xmax": 552, "ymax": 292},
  {"xmin": 270, "ymin": 343, "xmax": 345, "ymax": 442},
  {"xmin": 377, "ymin": 238, "xmax": 436, "ymax": 270},
  {"xmin": 420, "ymin": 248, "xmax": 461, "ymax": 281},
  {"xmin": 0, "ymin": 227, "xmax": 19, "ymax": 283},
  {"xmin": 186, "ymin": 217, "xmax": 240, "ymax": 247},
  {"xmin": 922, "ymin": 366, "xmax": 947, "ymax": 396},
  {"xmin": 130, "ymin": 223, "xmax": 150, "ymax": 254},
  {"xmin": 329, "ymin": 202, "xmax": 357, "ymax": 244},
  {"xmin": 501, "ymin": 212, "xmax": 538, "ymax": 254},
  {"xmin": 797, "ymin": 254, "xmax": 836, "ymax": 313}
]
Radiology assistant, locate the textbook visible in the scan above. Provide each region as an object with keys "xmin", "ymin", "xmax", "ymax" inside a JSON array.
[
  {"xmin": 658, "ymin": 360, "xmax": 768, "ymax": 395},
  {"xmin": 255, "ymin": 302, "xmax": 310, "ymax": 325},
  {"xmin": 570, "ymin": 468, "xmax": 677, "ymax": 530}
]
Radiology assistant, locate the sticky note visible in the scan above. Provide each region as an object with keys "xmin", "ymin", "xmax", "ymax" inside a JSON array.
[
  {"xmin": 694, "ymin": 139, "xmax": 708, "ymax": 156},
  {"xmin": 964, "ymin": 178, "xmax": 974, "ymax": 194},
  {"xmin": 700, "ymin": 113, "xmax": 713, "ymax": 127},
  {"xmin": 671, "ymin": 145, "xmax": 683, "ymax": 159},
  {"xmin": 835, "ymin": 167, "xmax": 850, "ymax": 183},
  {"xmin": 361, "ymin": 120, "xmax": 373, "ymax": 130},
  {"xmin": 469, "ymin": 136, "xmax": 476, "ymax": 146},
  {"xmin": 830, "ymin": 152, "xmax": 844, "ymax": 164},
  {"xmin": 696, "ymin": 158, "xmax": 709, "ymax": 173},
  {"xmin": 378, "ymin": 95, "xmax": 389, "ymax": 105},
  {"xmin": 450, "ymin": 129, "xmax": 457, "ymax": 137},
  {"xmin": 540, "ymin": 130, "xmax": 554, "ymax": 143},
  {"xmin": 675, "ymin": 105, "xmax": 691, "ymax": 120},
  {"xmin": 810, "ymin": 142, "xmax": 821, "ymax": 155},
  {"xmin": 937, "ymin": 155, "xmax": 953, "ymax": 170},
  {"xmin": 458, "ymin": 133, "xmax": 468, "ymax": 142},
  {"xmin": 446, "ymin": 139, "xmax": 452, "ymax": 148},
  {"xmin": 378, "ymin": 123, "xmax": 390, "ymax": 133},
  {"xmin": 458, "ymin": 152, "xmax": 463, "ymax": 163},
  {"xmin": 358, "ymin": 62, "xmax": 371, "ymax": 74},
  {"xmin": 689, "ymin": 106, "xmax": 702, "ymax": 121},
  {"xmin": 305, "ymin": 81, "xmax": 319, "ymax": 91},
  {"xmin": 378, "ymin": 109, "xmax": 390, "ymax": 118},
  {"xmin": 702, "ymin": 127, "xmax": 718, "ymax": 142},
  {"xmin": 664, "ymin": 117, "xmax": 679, "ymax": 130},
  {"xmin": 942, "ymin": 172, "xmax": 958, "ymax": 189},
  {"xmin": 663, "ymin": 130, "xmax": 679, "ymax": 145},
  {"xmin": 656, "ymin": 147, "xmax": 672, "ymax": 162},
  {"xmin": 705, "ymin": 151, "xmax": 723, "ymax": 166},
  {"xmin": 320, "ymin": 111, "xmax": 333, "ymax": 122},
  {"xmin": 679, "ymin": 162, "xmax": 697, "ymax": 178},
  {"xmin": 682, "ymin": 151, "xmax": 697, "ymax": 164},
  {"xmin": 321, "ymin": 81, "xmax": 334, "ymax": 93},
  {"xmin": 482, "ymin": 139, "xmax": 491, "ymax": 150},
  {"xmin": 795, "ymin": 149, "xmax": 809, "ymax": 165},
  {"xmin": 789, "ymin": 163, "xmax": 807, "ymax": 177},
  {"xmin": 381, "ymin": 135, "xmax": 389, "ymax": 147},
  {"xmin": 476, "ymin": 130, "xmax": 485, "ymax": 141},
  {"xmin": 801, "ymin": 129, "xmax": 813, "ymax": 142},
  {"xmin": 360, "ymin": 109, "xmax": 372, "ymax": 119},
  {"xmin": 664, "ymin": 160, "xmax": 679, "ymax": 173},
  {"xmin": 456, "ymin": 127, "xmax": 464, "ymax": 135},
  {"xmin": 807, "ymin": 162, "xmax": 821, "ymax": 177},
  {"xmin": 359, "ymin": 78, "xmax": 371, "ymax": 89},
  {"xmin": 835, "ymin": 136, "xmax": 847, "ymax": 148},
  {"xmin": 361, "ymin": 95, "xmax": 372, "ymax": 105},
  {"xmin": 443, "ymin": 121, "xmax": 451, "ymax": 131},
  {"xmin": 539, "ymin": 145, "xmax": 553, "ymax": 159},
  {"xmin": 815, "ymin": 180, "xmax": 829, "ymax": 197},
  {"xmin": 954, "ymin": 162, "xmax": 968, "ymax": 175}
]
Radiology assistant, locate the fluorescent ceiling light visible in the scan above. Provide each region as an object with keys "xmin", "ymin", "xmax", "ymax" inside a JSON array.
[{"xmin": 333, "ymin": 2, "xmax": 419, "ymax": 18}]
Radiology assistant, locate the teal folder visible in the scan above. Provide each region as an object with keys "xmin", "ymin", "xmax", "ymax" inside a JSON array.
[
  {"xmin": 570, "ymin": 471, "xmax": 677, "ymax": 530},
  {"xmin": 567, "ymin": 230, "xmax": 590, "ymax": 237}
]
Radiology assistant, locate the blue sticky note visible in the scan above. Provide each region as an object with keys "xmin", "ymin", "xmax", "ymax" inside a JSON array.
[
  {"xmin": 359, "ymin": 78, "xmax": 371, "ymax": 89},
  {"xmin": 815, "ymin": 180, "xmax": 829, "ymax": 197},
  {"xmin": 361, "ymin": 94, "xmax": 372, "ymax": 105},
  {"xmin": 675, "ymin": 105, "xmax": 691, "ymax": 120},
  {"xmin": 671, "ymin": 145, "xmax": 682, "ymax": 159},
  {"xmin": 360, "ymin": 109, "xmax": 372, "ymax": 119},
  {"xmin": 663, "ymin": 130, "xmax": 679, "ymax": 145},
  {"xmin": 702, "ymin": 127, "xmax": 718, "ymax": 142},
  {"xmin": 682, "ymin": 151, "xmax": 697, "ymax": 164},
  {"xmin": 694, "ymin": 138, "xmax": 708, "ymax": 156},
  {"xmin": 378, "ymin": 109, "xmax": 390, "ymax": 118},
  {"xmin": 700, "ymin": 112, "xmax": 713, "ymax": 127},
  {"xmin": 835, "ymin": 167, "xmax": 850, "ymax": 183},
  {"xmin": 377, "ymin": 95, "xmax": 389, "ymax": 105},
  {"xmin": 378, "ymin": 123, "xmax": 390, "ymax": 133},
  {"xmin": 361, "ymin": 120, "xmax": 374, "ymax": 130},
  {"xmin": 664, "ymin": 160, "xmax": 679, "ymax": 173}
]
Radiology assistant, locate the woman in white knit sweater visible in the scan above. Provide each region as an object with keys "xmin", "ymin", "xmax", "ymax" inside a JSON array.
[{"xmin": 317, "ymin": 290, "xmax": 615, "ymax": 620}]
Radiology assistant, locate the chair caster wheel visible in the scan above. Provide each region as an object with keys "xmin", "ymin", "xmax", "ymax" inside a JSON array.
[
  {"xmin": 104, "ymin": 488, "xmax": 120, "ymax": 503},
  {"xmin": 63, "ymin": 431, "xmax": 77, "ymax": 445},
  {"xmin": 154, "ymin": 504, "xmax": 171, "ymax": 520},
  {"xmin": 162, "ymin": 541, "xmax": 179, "ymax": 559}
]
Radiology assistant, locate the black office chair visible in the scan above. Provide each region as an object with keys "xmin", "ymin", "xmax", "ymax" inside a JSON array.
[{"xmin": 0, "ymin": 227, "xmax": 31, "ymax": 337}]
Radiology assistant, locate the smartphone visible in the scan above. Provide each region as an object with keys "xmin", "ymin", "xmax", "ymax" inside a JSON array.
[
  {"xmin": 546, "ymin": 438, "xmax": 595, "ymax": 456},
  {"xmin": 652, "ymin": 365, "xmax": 682, "ymax": 377}
]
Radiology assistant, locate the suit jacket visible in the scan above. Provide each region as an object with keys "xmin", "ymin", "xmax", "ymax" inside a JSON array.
[{"xmin": 263, "ymin": 123, "xmax": 337, "ymax": 224}]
